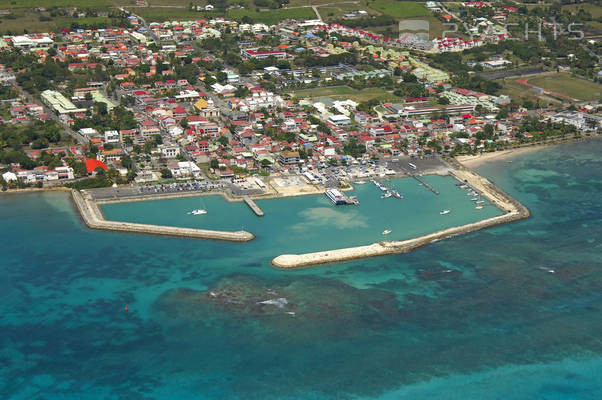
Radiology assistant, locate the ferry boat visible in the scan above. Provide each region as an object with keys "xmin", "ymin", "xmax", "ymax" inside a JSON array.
[
  {"xmin": 440, "ymin": 209, "xmax": 451, "ymax": 215},
  {"xmin": 382, "ymin": 230, "xmax": 392, "ymax": 235},
  {"xmin": 325, "ymin": 188, "xmax": 347, "ymax": 205},
  {"xmin": 191, "ymin": 209, "xmax": 207, "ymax": 215}
]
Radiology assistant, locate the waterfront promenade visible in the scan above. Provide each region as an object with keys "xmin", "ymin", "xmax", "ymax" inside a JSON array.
[
  {"xmin": 72, "ymin": 190, "xmax": 254, "ymax": 242},
  {"xmin": 272, "ymin": 166, "xmax": 530, "ymax": 268}
]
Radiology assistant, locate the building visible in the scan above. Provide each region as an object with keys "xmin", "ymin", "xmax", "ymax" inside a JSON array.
[
  {"xmin": 41, "ymin": 90, "xmax": 87, "ymax": 114},
  {"xmin": 159, "ymin": 144, "xmax": 181, "ymax": 158},
  {"xmin": 241, "ymin": 49, "xmax": 287, "ymax": 60},
  {"xmin": 328, "ymin": 115, "xmax": 351, "ymax": 126},
  {"xmin": 279, "ymin": 150, "xmax": 300, "ymax": 165}
]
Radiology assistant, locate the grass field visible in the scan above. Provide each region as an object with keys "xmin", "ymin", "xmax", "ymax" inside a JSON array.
[
  {"xmin": 562, "ymin": 3, "xmax": 602, "ymax": 18},
  {"xmin": 0, "ymin": 0, "xmax": 112, "ymax": 7},
  {"xmin": 369, "ymin": 0, "xmax": 429, "ymax": 18},
  {"xmin": 0, "ymin": 14, "xmax": 112, "ymax": 34},
  {"xmin": 290, "ymin": 86, "xmax": 400, "ymax": 102},
  {"xmin": 498, "ymin": 80, "xmax": 560, "ymax": 107},
  {"xmin": 526, "ymin": 73, "xmax": 602, "ymax": 101},
  {"xmin": 228, "ymin": 7, "xmax": 316, "ymax": 24},
  {"xmin": 135, "ymin": 5, "xmax": 315, "ymax": 23}
]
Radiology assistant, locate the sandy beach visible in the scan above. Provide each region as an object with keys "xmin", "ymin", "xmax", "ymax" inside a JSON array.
[{"xmin": 456, "ymin": 146, "xmax": 544, "ymax": 168}]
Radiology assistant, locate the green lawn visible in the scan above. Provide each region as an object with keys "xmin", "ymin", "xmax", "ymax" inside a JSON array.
[
  {"xmin": 291, "ymin": 86, "xmax": 400, "ymax": 102},
  {"xmin": 527, "ymin": 74, "xmax": 602, "ymax": 101},
  {"xmin": 369, "ymin": 1, "xmax": 430, "ymax": 18}
]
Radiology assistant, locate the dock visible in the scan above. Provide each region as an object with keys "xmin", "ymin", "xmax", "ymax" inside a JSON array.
[
  {"xmin": 243, "ymin": 195, "xmax": 264, "ymax": 216},
  {"xmin": 72, "ymin": 190, "xmax": 254, "ymax": 242},
  {"xmin": 412, "ymin": 175, "xmax": 439, "ymax": 195}
]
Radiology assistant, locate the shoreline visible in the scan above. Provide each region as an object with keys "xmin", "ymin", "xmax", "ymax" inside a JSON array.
[
  {"xmin": 272, "ymin": 167, "xmax": 530, "ymax": 268},
  {"xmin": 456, "ymin": 134, "xmax": 600, "ymax": 168}
]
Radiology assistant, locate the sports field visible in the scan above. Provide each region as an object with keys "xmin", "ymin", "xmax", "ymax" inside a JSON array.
[
  {"xmin": 526, "ymin": 74, "xmax": 602, "ymax": 101},
  {"xmin": 290, "ymin": 86, "xmax": 400, "ymax": 102}
]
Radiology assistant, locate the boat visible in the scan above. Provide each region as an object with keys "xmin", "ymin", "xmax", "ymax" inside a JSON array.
[
  {"xmin": 381, "ymin": 192, "xmax": 392, "ymax": 199},
  {"xmin": 354, "ymin": 181, "xmax": 367, "ymax": 185},
  {"xmin": 476, "ymin": 200, "xmax": 485, "ymax": 204},
  {"xmin": 440, "ymin": 209, "xmax": 451, "ymax": 215},
  {"xmin": 325, "ymin": 188, "xmax": 348, "ymax": 205},
  {"xmin": 349, "ymin": 196, "xmax": 360, "ymax": 205},
  {"xmin": 390, "ymin": 189, "xmax": 403, "ymax": 199},
  {"xmin": 475, "ymin": 205, "xmax": 484, "ymax": 210},
  {"xmin": 382, "ymin": 230, "xmax": 392, "ymax": 235},
  {"xmin": 191, "ymin": 209, "xmax": 207, "ymax": 215},
  {"xmin": 471, "ymin": 197, "xmax": 479, "ymax": 201}
]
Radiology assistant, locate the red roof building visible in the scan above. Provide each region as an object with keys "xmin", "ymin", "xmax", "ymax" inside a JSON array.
[{"xmin": 85, "ymin": 158, "xmax": 108, "ymax": 173}]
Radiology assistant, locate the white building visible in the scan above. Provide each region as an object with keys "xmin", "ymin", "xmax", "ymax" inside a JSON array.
[{"xmin": 104, "ymin": 130, "xmax": 120, "ymax": 143}]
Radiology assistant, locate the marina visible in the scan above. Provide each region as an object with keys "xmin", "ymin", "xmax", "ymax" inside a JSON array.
[{"xmin": 99, "ymin": 172, "xmax": 508, "ymax": 258}]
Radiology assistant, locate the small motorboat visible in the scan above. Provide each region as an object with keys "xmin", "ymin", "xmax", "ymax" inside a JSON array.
[
  {"xmin": 191, "ymin": 209, "xmax": 207, "ymax": 215},
  {"xmin": 381, "ymin": 192, "xmax": 392, "ymax": 199},
  {"xmin": 475, "ymin": 205, "xmax": 484, "ymax": 210},
  {"xmin": 382, "ymin": 230, "xmax": 392, "ymax": 235},
  {"xmin": 440, "ymin": 209, "xmax": 451, "ymax": 215}
]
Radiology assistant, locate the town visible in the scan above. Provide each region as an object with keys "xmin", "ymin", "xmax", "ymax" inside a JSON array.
[{"xmin": 1, "ymin": 1, "xmax": 600, "ymax": 195}]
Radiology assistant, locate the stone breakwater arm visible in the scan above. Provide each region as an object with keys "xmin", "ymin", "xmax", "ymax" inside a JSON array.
[
  {"xmin": 71, "ymin": 190, "xmax": 254, "ymax": 242},
  {"xmin": 272, "ymin": 168, "xmax": 530, "ymax": 268}
]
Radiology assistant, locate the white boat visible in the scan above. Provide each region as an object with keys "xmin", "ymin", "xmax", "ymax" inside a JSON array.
[
  {"xmin": 440, "ymin": 209, "xmax": 451, "ymax": 215},
  {"xmin": 382, "ymin": 230, "xmax": 392, "ymax": 235},
  {"xmin": 381, "ymin": 192, "xmax": 392, "ymax": 199},
  {"xmin": 191, "ymin": 209, "xmax": 207, "ymax": 215},
  {"xmin": 475, "ymin": 205, "xmax": 484, "ymax": 210},
  {"xmin": 471, "ymin": 197, "xmax": 479, "ymax": 201},
  {"xmin": 354, "ymin": 181, "xmax": 367, "ymax": 185},
  {"xmin": 390, "ymin": 189, "xmax": 403, "ymax": 199}
]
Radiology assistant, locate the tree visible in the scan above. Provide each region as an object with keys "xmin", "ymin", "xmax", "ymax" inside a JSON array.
[
  {"xmin": 437, "ymin": 96, "xmax": 450, "ymax": 105},
  {"xmin": 217, "ymin": 135, "xmax": 229, "ymax": 146},
  {"xmin": 160, "ymin": 168, "xmax": 173, "ymax": 179},
  {"xmin": 210, "ymin": 158, "xmax": 219, "ymax": 169}
]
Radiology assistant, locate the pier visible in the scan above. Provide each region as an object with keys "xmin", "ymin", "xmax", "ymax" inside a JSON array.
[
  {"xmin": 272, "ymin": 168, "xmax": 530, "ymax": 268},
  {"xmin": 412, "ymin": 175, "xmax": 439, "ymax": 195},
  {"xmin": 72, "ymin": 190, "xmax": 254, "ymax": 242},
  {"xmin": 243, "ymin": 195, "xmax": 264, "ymax": 216}
]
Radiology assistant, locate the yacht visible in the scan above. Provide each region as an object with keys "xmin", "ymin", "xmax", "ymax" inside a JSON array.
[
  {"xmin": 440, "ymin": 209, "xmax": 451, "ymax": 215},
  {"xmin": 191, "ymin": 209, "xmax": 207, "ymax": 215},
  {"xmin": 382, "ymin": 230, "xmax": 392, "ymax": 235}
]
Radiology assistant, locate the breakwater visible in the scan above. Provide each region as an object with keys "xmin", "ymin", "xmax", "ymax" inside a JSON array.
[
  {"xmin": 272, "ymin": 168, "xmax": 530, "ymax": 268},
  {"xmin": 242, "ymin": 195, "xmax": 264, "ymax": 216},
  {"xmin": 72, "ymin": 190, "xmax": 254, "ymax": 242}
]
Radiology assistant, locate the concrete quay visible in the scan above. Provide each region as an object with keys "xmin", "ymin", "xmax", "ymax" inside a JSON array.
[
  {"xmin": 272, "ymin": 168, "xmax": 530, "ymax": 268},
  {"xmin": 72, "ymin": 190, "xmax": 254, "ymax": 242},
  {"xmin": 242, "ymin": 195, "xmax": 264, "ymax": 216}
]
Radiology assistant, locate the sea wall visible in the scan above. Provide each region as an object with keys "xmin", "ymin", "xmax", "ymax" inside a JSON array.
[
  {"xmin": 272, "ymin": 167, "xmax": 530, "ymax": 268},
  {"xmin": 72, "ymin": 190, "xmax": 254, "ymax": 242}
]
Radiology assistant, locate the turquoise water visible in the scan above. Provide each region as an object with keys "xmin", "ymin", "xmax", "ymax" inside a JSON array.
[
  {"xmin": 101, "ymin": 175, "xmax": 502, "ymax": 254},
  {"xmin": 1, "ymin": 138, "xmax": 601, "ymax": 399}
]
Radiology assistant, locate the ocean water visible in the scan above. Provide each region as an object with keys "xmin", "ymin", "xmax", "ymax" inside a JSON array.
[{"xmin": 1, "ymin": 138, "xmax": 601, "ymax": 399}]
